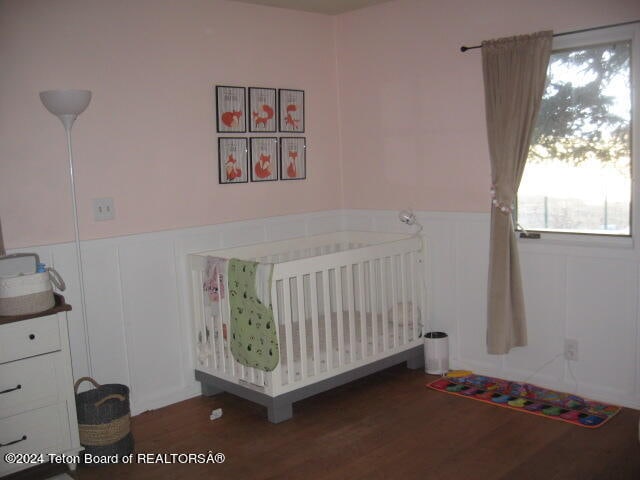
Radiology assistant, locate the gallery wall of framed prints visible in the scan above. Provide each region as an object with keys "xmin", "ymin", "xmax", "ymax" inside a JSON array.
[{"xmin": 215, "ymin": 85, "xmax": 306, "ymax": 184}]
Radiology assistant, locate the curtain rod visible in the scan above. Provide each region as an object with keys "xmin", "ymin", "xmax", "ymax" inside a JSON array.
[{"xmin": 460, "ymin": 19, "xmax": 640, "ymax": 52}]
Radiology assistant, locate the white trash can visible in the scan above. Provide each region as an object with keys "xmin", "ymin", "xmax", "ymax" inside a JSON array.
[{"xmin": 424, "ymin": 332, "xmax": 449, "ymax": 375}]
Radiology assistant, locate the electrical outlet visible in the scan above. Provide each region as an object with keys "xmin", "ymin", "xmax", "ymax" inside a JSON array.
[
  {"xmin": 564, "ymin": 338, "xmax": 579, "ymax": 361},
  {"xmin": 93, "ymin": 197, "xmax": 115, "ymax": 221}
]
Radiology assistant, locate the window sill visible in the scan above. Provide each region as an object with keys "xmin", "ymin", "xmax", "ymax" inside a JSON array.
[{"xmin": 517, "ymin": 231, "xmax": 633, "ymax": 250}]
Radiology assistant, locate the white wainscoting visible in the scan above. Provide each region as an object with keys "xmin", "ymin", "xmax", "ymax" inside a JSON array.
[
  {"xmin": 343, "ymin": 209, "xmax": 640, "ymax": 410},
  {"xmin": 9, "ymin": 208, "xmax": 640, "ymax": 414},
  {"xmin": 8, "ymin": 211, "xmax": 344, "ymax": 415}
]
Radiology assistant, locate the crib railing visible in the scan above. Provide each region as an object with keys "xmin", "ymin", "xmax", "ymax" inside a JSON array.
[
  {"xmin": 270, "ymin": 237, "xmax": 424, "ymax": 393},
  {"xmin": 189, "ymin": 232, "xmax": 426, "ymax": 397}
]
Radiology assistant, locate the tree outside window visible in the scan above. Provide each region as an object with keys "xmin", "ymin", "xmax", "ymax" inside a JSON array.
[{"xmin": 517, "ymin": 40, "xmax": 632, "ymax": 235}]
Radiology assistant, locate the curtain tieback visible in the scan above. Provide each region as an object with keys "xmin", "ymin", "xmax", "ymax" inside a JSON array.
[{"xmin": 490, "ymin": 185, "xmax": 514, "ymax": 214}]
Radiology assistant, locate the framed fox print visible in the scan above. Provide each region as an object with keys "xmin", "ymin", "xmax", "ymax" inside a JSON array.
[
  {"xmin": 216, "ymin": 85, "xmax": 246, "ymax": 133},
  {"xmin": 249, "ymin": 87, "xmax": 277, "ymax": 133},
  {"xmin": 218, "ymin": 137, "xmax": 248, "ymax": 184},
  {"xmin": 280, "ymin": 137, "xmax": 306, "ymax": 180},
  {"xmin": 279, "ymin": 89, "xmax": 304, "ymax": 133},
  {"xmin": 250, "ymin": 137, "xmax": 278, "ymax": 182}
]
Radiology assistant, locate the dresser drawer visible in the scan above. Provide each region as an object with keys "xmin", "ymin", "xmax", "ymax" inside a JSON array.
[
  {"xmin": 0, "ymin": 403, "xmax": 70, "ymax": 476},
  {"xmin": 0, "ymin": 353, "xmax": 60, "ymax": 418},
  {"xmin": 0, "ymin": 316, "xmax": 61, "ymax": 364}
]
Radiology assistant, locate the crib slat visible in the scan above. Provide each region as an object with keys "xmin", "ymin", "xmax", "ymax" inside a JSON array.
[
  {"xmin": 368, "ymin": 259, "xmax": 379, "ymax": 355},
  {"xmin": 407, "ymin": 251, "xmax": 415, "ymax": 341},
  {"xmin": 357, "ymin": 262, "xmax": 367, "ymax": 359},
  {"xmin": 322, "ymin": 269, "xmax": 333, "ymax": 369},
  {"xmin": 270, "ymin": 281, "xmax": 282, "ymax": 390},
  {"xmin": 217, "ymin": 268, "xmax": 229, "ymax": 372},
  {"xmin": 207, "ymin": 272, "xmax": 219, "ymax": 371},
  {"xmin": 296, "ymin": 275, "xmax": 308, "ymax": 380},
  {"xmin": 194, "ymin": 271, "xmax": 209, "ymax": 369},
  {"xmin": 379, "ymin": 257, "xmax": 389, "ymax": 355},
  {"xmin": 229, "ymin": 308, "xmax": 237, "ymax": 378},
  {"xmin": 418, "ymin": 249, "xmax": 426, "ymax": 340},
  {"xmin": 309, "ymin": 272, "xmax": 320, "ymax": 375},
  {"xmin": 347, "ymin": 263, "xmax": 356, "ymax": 363},
  {"xmin": 192, "ymin": 271, "xmax": 205, "ymax": 365},
  {"xmin": 334, "ymin": 266, "xmax": 345, "ymax": 368},
  {"xmin": 400, "ymin": 253, "xmax": 408, "ymax": 345},
  {"xmin": 390, "ymin": 255, "xmax": 398, "ymax": 349},
  {"xmin": 224, "ymin": 270, "xmax": 236, "ymax": 377},
  {"xmin": 411, "ymin": 251, "xmax": 419, "ymax": 341},
  {"xmin": 282, "ymin": 277, "xmax": 295, "ymax": 385},
  {"xmin": 210, "ymin": 272, "xmax": 226, "ymax": 374}
]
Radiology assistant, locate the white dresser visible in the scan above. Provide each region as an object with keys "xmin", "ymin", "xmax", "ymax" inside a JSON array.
[{"xmin": 0, "ymin": 295, "xmax": 81, "ymax": 477}]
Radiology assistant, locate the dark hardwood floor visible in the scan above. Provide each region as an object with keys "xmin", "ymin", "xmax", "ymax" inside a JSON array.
[{"xmin": 11, "ymin": 365, "xmax": 640, "ymax": 479}]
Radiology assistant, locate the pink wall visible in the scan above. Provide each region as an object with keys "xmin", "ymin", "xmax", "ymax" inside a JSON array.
[
  {"xmin": 3, "ymin": 0, "xmax": 639, "ymax": 249},
  {"xmin": 335, "ymin": 0, "xmax": 640, "ymax": 213},
  {"xmin": 0, "ymin": 0, "xmax": 341, "ymax": 248}
]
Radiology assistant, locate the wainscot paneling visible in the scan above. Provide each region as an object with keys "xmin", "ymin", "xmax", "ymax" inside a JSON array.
[
  {"xmin": 8, "ymin": 210, "xmax": 343, "ymax": 415},
  {"xmin": 9, "ymin": 208, "xmax": 639, "ymax": 413},
  {"xmin": 343, "ymin": 209, "xmax": 640, "ymax": 409}
]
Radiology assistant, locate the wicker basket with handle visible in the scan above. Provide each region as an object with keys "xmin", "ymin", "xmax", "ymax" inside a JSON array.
[{"xmin": 74, "ymin": 377, "xmax": 134, "ymax": 459}]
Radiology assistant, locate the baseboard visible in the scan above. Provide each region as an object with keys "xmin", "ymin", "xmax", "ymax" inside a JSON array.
[{"xmin": 131, "ymin": 383, "xmax": 202, "ymax": 416}]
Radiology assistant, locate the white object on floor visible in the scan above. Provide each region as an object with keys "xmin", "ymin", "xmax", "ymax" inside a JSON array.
[
  {"xmin": 210, "ymin": 408, "xmax": 223, "ymax": 420},
  {"xmin": 46, "ymin": 474, "xmax": 74, "ymax": 480}
]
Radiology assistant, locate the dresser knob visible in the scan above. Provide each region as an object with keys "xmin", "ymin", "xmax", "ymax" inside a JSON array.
[{"xmin": 28, "ymin": 334, "xmax": 35, "ymax": 340}]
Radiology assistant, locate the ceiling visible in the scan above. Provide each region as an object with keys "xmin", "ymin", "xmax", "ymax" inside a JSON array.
[{"xmin": 225, "ymin": 0, "xmax": 393, "ymax": 15}]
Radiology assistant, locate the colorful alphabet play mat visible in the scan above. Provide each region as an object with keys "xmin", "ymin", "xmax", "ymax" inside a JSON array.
[{"xmin": 427, "ymin": 374, "xmax": 620, "ymax": 428}]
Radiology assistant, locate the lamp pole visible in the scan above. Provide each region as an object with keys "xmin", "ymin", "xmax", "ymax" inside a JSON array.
[{"xmin": 40, "ymin": 90, "xmax": 93, "ymax": 378}]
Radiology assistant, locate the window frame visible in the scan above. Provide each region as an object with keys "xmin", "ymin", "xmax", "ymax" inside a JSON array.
[{"xmin": 516, "ymin": 23, "xmax": 640, "ymax": 248}]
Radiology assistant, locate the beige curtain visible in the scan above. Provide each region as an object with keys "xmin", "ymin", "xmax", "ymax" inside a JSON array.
[{"xmin": 482, "ymin": 31, "xmax": 552, "ymax": 354}]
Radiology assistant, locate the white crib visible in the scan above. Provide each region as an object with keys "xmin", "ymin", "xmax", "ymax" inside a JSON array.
[{"xmin": 188, "ymin": 231, "xmax": 426, "ymax": 422}]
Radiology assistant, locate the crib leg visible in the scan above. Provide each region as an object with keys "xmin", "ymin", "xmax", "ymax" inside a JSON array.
[
  {"xmin": 406, "ymin": 352, "xmax": 424, "ymax": 370},
  {"xmin": 267, "ymin": 398, "xmax": 293, "ymax": 423},
  {"xmin": 201, "ymin": 382, "xmax": 223, "ymax": 397}
]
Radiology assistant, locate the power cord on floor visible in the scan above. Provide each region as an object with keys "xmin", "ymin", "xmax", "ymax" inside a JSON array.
[
  {"xmin": 521, "ymin": 353, "xmax": 564, "ymax": 384},
  {"xmin": 519, "ymin": 352, "xmax": 580, "ymax": 396}
]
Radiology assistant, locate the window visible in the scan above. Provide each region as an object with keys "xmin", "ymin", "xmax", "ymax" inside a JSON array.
[{"xmin": 517, "ymin": 26, "xmax": 637, "ymax": 236}]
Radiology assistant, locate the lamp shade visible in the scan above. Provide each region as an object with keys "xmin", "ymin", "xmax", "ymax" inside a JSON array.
[{"xmin": 40, "ymin": 90, "xmax": 92, "ymax": 130}]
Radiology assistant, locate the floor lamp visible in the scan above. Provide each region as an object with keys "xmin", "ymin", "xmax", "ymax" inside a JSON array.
[{"xmin": 40, "ymin": 89, "xmax": 93, "ymax": 377}]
